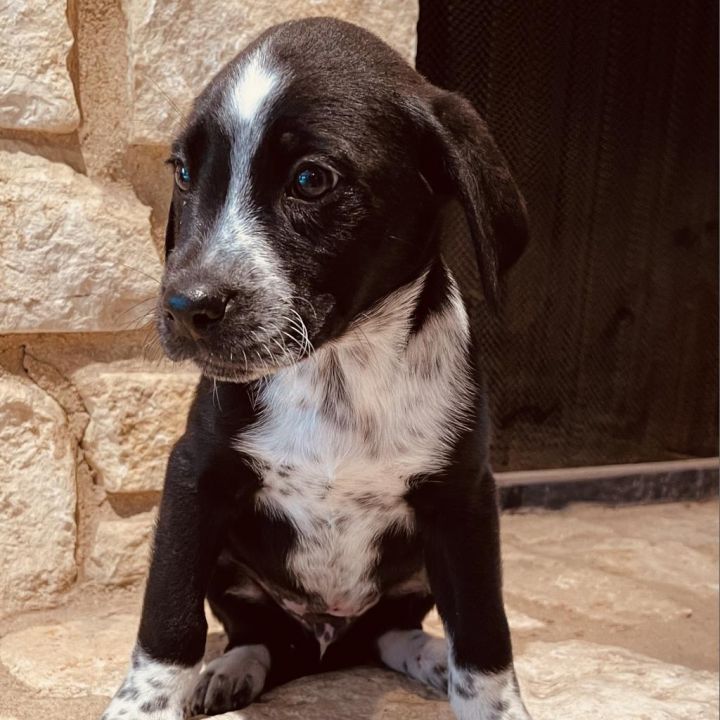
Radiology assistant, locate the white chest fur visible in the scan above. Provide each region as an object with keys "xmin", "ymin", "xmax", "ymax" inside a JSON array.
[{"xmin": 234, "ymin": 270, "xmax": 472, "ymax": 617}]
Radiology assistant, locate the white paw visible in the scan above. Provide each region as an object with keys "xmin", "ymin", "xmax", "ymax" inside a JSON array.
[
  {"xmin": 101, "ymin": 646, "xmax": 198, "ymax": 720},
  {"xmin": 378, "ymin": 629, "xmax": 448, "ymax": 692},
  {"xmin": 187, "ymin": 644, "xmax": 270, "ymax": 717},
  {"xmin": 450, "ymin": 665, "xmax": 532, "ymax": 720}
]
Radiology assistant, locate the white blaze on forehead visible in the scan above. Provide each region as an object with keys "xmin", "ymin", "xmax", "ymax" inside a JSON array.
[
  {"xmin": 228, "ymin": 51, "xmax": 279, "ymax": 123},
  {"xmin": 205, "ymin": 47, "xmax": 289, "ymax": 292}
]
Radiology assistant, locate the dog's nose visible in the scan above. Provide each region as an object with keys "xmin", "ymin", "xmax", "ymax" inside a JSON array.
[{"xmin": 163, "ymin": 288, "xmax": 228, "ymax": 339}]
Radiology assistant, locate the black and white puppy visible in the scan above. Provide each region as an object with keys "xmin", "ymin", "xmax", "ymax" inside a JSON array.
[{"xmin": 103, "ymin": 17, "xmax": 530, "ymax": 720}]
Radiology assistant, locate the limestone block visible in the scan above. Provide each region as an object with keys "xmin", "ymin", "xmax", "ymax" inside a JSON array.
[
  {"xmin": 122, "ymin": 0, "xmax": 419, "ymax": 144},
  {"xmin": 517, "ymin": 640, "xmax": 719, "ymax": 720},
  {"xmin": 423, "ymin": 606, "xmax": 545, "ymax": 637},
  {"xmin": 0, "ymin": 1, "xmax": 79, "ymax": 131},
  {"xmin": 506, "ymin": 608, "xmax": 547, "ymax": 631},
  {"xmin": 0, "ymin": 613, "xmax": 137, "ymax": 698},
  {"xmin": 501, "ymin": 510, "xmax": 705, "ymax": 625},
  {"xmin": 85, "ymin": 511, "xmax": 156, "ymax": 586},
  {"xmin": 0, "ymin": 375, "xmax": 76, "ymax": 618},
  {"xmin": 216, "ymin": 667, "xmax": 453, "ymax": 720},
  {"xmin": 547, "ymin": 504, "xmax": 720, "ymax": 595},
  {"xmin": 502, "ymin": 544, "xmax": 693, "ymax": 626},
  {"xmin": 207, "ymin": 641, "xmax": 719, "ymax": 719},
  {"xmin": 74, "ymin": 365, "xmax": 197, "ymax": 493},
  {"xmin": 588, "ymin": 501, "xmax": 719, "ymax": 552},
  {"xmin": 0, "ymin": 151, "xmax": 161, "ymax": 333},
  {"xmin": 1, "ymin": 614, "xmax": 718, "ymax": 720},
  {"xmin": 0, "ymin": 608, "xmax": 224, "ymax": 701}
]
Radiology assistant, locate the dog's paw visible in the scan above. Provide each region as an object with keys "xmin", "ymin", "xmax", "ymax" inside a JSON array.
[
  {"xmin": 101, "ymin": 680, "xmax": 182, "ymax": 720},
  {"xmin": 101, "ymin": 694, "xmax": 179, "ymax": 720},
  {"xmin": 378, "ymin": 629, "xmax": 448, "ymax": 693},
  {"xmin": 101, "ymin": 646, "xmax": 199, "ymax": 720},
  {"xmin": 449, "ymin": 666, "xmax": 532, "ymax": 720},
  {"xmin": 187, "ymin": 644, "xmax": 270, "ymax": 716}
]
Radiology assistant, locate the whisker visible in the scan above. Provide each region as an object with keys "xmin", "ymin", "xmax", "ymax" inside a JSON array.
[
  {"xmin": 117, "ymin": 304, "xmax": 158, "ymax": 332},
  {"xmin": 280, "ymin": 328, "xmax": 301, "ymax": 353},
  {"xmin": 146, "ymin": 75, "xmax": 186, "ymax": 122},
  {"xmin": 260, "ymin": 341, "xmax": 278, "ymax": 368},
  {"xmin": 284, "ymin": 321, "xmax": 306, "ymax": 358},
  {"xmin": 290, "ymin": 295, "xmax": 319, "ymax": 321},
  {"xmin": 117, "ymin": 295, "xmax": 157, "ymax": 320},
  {"xmin": 141, "ymin": 329, "xmax": 165, "ymax": 363},
  {"xmin": 116, "ymin": 262, "xmax": 162, "ymax": 285},
  {"xmin": 270, "ymin": 331, "xmax": 293, "ymax": 365},
  {"xmin": 289, "ymin": 308, "xmax": 314, "ymax": 357}
]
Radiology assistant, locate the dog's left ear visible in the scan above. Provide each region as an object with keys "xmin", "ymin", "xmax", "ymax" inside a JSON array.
[{"xmin": 410, "ymin": 90, "xmax": 529, "ymax": 310}]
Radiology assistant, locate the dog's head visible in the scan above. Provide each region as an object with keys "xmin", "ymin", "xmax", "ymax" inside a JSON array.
[{"xmin": 158, "ymin": 17, "xmax": 527, "ymax": 381}]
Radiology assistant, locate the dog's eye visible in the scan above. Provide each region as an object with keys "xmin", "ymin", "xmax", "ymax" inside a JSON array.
[
  {"xmin": 290, "ymin": 163, "xmax": 337, "ymax": 200},
  {"xmin": 174, "ymin": 162, "xmax": 191, "ymax": 191}
]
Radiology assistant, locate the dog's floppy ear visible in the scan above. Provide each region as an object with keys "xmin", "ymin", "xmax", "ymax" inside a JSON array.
[
  {"xmin": 411, "ymin": 90, "xmax": 529, "ymax": 309},
  {"xmin": 164, "ymin": 198, "xmax": 176, "ymax": 259}
]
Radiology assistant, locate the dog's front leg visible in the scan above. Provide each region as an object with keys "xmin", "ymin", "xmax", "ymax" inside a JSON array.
[
  {"xmin": 102, "ymin": 441, "xmax": 222, "ymax": 720},
  {"xmin": 418, "ymin": 468, "xmax": 532, "ymax": 720}
]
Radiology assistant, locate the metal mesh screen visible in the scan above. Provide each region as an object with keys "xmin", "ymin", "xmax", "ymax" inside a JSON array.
[{"xmin": 417, "ymin": 0, "xmax": 718, "ymax": 471}]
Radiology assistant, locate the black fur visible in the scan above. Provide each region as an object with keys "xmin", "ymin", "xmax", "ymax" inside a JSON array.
[{"xmin": 130, "ymin": 16, "xmax": 529, "ymax": 719}]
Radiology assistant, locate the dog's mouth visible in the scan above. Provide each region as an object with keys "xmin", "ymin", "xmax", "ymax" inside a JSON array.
[
  {"xmin": 194, "ymin": 349, "xmax": 294, "ymax": 383},
  {"xmin": 160, "ymin": 329, "xmax": 314, "ymax": 383}
]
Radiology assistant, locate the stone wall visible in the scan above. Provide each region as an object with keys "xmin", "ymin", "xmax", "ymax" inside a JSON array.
[{"xmin": 0, "ymin": 0, "xmax": 418, "ymax": 619}]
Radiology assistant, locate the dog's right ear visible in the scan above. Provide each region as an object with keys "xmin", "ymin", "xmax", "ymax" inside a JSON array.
[{"xmin": 164, "ymin": 198, "xmax": 176, "ymax": 259}]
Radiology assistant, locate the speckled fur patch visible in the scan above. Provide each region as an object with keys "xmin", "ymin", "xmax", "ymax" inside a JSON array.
[
  {"xmin": 378, "ymin": 629, "xmax": 448, "ymax": 692},
  {"xmin": 101, "ymin": 646, "xmax": 199, "ymax": 720},
  {"xmin": 449, "ymin": 660, "xmax": 531, "ymax": 720}
]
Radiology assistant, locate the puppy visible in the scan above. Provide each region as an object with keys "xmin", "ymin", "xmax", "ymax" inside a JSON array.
[{"xmin": 103, "ymin": 17, "xmax": 530, "ymax": 720}]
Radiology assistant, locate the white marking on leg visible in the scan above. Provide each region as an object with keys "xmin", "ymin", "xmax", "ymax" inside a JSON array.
[
  {"xmin": 449, "ymin": 652, "xmax": 531, "ymax": 720},
  {"xmin": 189, "ymin": 644, "xmax": 270, "ymax": 716},
  {"xmin": 101, "ymin": 646, "xmax": 199, "ymax": 720},
  {"xmin": 378, "ymin": 629, "xmax": 448, "ymax": 692}
]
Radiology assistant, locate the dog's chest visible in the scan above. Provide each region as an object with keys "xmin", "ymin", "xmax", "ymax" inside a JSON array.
[{"xmin": 234, "ymin": 284, "xmax": 471, "ymax": 617}]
